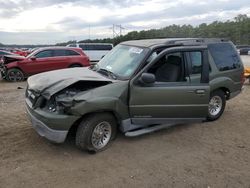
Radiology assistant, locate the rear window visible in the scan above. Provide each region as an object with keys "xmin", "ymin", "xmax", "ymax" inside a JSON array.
[{"xmin": 208, "ymin": 43, "xmax": 241, "ymax": 71}]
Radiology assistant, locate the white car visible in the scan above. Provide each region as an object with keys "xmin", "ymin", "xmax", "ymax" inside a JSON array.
[{"xmin": 67, "ymin": 43, "xmax": 113, "ymax": 62}]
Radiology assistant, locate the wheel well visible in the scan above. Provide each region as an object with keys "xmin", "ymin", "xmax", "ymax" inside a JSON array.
[
  {"xmin": 69, "ymin": 63, "xmax": 82, "ymax": 68},
  {"xmin": 212, "ymin": 87, "xmax": 230, "ymax": 100},
  {"xmin": 67, "ymin": 111, "xmax": 120, "ymax": 139},
  {"xmin": 7, "ymin": 67, "xmax": 23, "ymax": 72}
]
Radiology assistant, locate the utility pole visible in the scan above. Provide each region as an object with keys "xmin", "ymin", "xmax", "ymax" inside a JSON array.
[
  {"xmin": 88, "ymin": 25, "xmax": 90, "ymax": 40},
  {"xmin": 112, "ymin": 24, "xmax": 125, "ymax": 38}
]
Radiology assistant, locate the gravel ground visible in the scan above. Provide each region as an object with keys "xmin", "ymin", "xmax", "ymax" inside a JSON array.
[{"xmin": 0, "ymin": 56, "xmax": 250, "ymax": 188}]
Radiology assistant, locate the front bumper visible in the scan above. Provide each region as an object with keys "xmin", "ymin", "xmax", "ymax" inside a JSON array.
[
  {"xmin": 26, "ymin": 99, "xmax": 79, "ymax": 143},
  {"xmin": 0, "ymin": 63, "xmax": 7, "ymax": 79}
]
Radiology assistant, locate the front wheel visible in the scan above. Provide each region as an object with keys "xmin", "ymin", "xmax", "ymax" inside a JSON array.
[
  {"xmin": 207, "ymin": 90, "xmax": 226, "ymax": 121},
  {"xmin": 75, "ymin": 113, "xmax": 117, "ymax": 153},
  {"xmin": 7, "ymin": 68, "xmax": 25, "ymax": 82}
]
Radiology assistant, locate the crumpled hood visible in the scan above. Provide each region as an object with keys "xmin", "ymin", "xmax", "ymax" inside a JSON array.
[
  {"xmin": 3, "ymin": 55, "xmax": 26, "ymax": 64},
  {"xmin": 27, "ymin": 67, "xmax": 113, "ymax": 99}
]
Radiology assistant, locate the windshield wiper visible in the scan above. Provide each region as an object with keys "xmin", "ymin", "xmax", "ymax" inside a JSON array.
[{"xmin": 97, "ymin": 68, "xmax": 118, "ymax": 80}]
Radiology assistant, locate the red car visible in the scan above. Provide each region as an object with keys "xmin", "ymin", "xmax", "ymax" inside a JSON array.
[
  {"xmin": 12, "ymin": 49, "xmax": 29, "ymax": 57},
  {"xmin": 0, "ymin": 47, "xmax": 90, "ymax": 81}
]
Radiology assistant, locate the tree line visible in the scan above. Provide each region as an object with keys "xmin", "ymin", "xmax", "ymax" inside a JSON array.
[
  {"xmin": 57, "ymin": 14, "xmax": 250, "ymax": 46},
  {"xmin": 1, "ymin": 14, "xmax": 249, "ymax": 48}
]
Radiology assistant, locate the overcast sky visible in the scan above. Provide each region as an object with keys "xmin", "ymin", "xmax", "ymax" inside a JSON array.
[{"xmin": 0, "ymin": 0, "xmax": 249, "ymax": 44}]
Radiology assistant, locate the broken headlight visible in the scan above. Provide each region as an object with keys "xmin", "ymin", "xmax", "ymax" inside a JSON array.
[{"xmin": 46, "ymin": 90, "xmax": 79, "ymax": 114}]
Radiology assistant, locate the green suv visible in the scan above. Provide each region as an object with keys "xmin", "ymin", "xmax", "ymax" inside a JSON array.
[{"xmin": 25, "ymin": 38, "xmax": 244, "ymax": 152}]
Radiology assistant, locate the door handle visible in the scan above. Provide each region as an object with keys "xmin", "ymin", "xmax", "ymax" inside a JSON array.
[{"xmin": 195, "ymin": 89, "xmax": 205, "ymax": 94}]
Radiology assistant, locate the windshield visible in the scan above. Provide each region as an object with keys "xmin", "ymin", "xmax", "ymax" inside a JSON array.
[{"xmin": 96, "ymin": 44, "xmax": 149, "ymax": 79}]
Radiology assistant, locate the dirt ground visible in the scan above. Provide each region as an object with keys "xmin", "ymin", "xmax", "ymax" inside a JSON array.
[{"xmin": 0, "ymin": 57, "xmax": 250, "ymax": 188}]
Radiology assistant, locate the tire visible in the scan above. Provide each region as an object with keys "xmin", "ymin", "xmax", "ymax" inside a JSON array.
[
  {"xmin": 6, "ymin": 68, "xmax": 25, "ymax": 82},
  {"xmin": 69, "ymin": 64, "xmax": 82, "ymax": 68},
  {"xmin": 207, "ymin": 90, "xmax": 226, "ymax": 121},
  {"xmin": 75, "ymin": 113, "xmax": 117, "ymax": 153}
]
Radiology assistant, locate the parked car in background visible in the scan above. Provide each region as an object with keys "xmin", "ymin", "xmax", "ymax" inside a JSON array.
[
  {"xmin": 11, "ymin": 49, "xmax": 29, "ymax": 57},
  {"xmin": 67, "ymin": 43, "xmax": 113, "ymax": 62},
  {"xmin": 0, "ymin": 47, "xmax": 90, "ymax": 81},
  {"xmin": 238, "ymin": 47, "xmax": 250, "ymax": 55},
  {"xmin": 0, "ymin": 50, "xmax": 16, "ymax": 60}
]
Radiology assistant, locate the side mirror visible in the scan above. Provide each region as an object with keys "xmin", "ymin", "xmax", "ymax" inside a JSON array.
[
  {"xmin": 139, "ymin": 73, "xmax": 155, "ymax": 85},
  {"xmin": 30, "ymin": 56, "xmax": 36, "ymax": 61}
]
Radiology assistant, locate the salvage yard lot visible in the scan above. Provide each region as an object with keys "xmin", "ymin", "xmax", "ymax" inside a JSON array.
[{"xmin": 0, "ymin": 57, "xmax": 250, "ymax": 188}]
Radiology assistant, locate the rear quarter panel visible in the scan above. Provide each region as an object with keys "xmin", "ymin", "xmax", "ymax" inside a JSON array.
[{"xmin": 209, "ymin": 64, "xmax": 244, "ymax": 96}]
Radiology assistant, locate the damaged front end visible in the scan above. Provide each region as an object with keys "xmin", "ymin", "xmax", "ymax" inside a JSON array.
[
  {"xmin": 25, "ymin": 73, "xmax": 116, "ymax": 143},
  {"xmin": 25, "ymin": 67, "xmax": 129, "ymax": 143},
  {"xmin": 0, "ymin": 55, "xmax": 25, "ymax": 79},
  {"xmin": 0, "ymin": 59, "xmax": 6, "ymax": 79},
  {"xmin": 27, "ymin": 80, "xmax": 112, "ymax": 115}
]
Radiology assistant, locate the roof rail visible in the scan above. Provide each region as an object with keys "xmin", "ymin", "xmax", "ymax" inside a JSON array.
[{"xmin": 172, "ymin": 38, "xmax": 229, "ymax": 46}]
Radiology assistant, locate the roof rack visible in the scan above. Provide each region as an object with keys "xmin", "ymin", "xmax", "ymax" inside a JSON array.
[{"xmin": 172, "ymin": 38, "xmax": 229, "ymax": 46}]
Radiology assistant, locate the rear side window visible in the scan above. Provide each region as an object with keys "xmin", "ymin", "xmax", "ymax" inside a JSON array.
[
  {"xmin": 67, "ymin": 50, "xmax": 80, "ymax": 56},
  {"xmin": 208, "ymin": 43, "xmax": 241, "ymax": 71},
  {"xmin": 53, "ymin": 50, "xmax": 67, "ymax": 56},
  {"xmin": 53, "ymin": 49, "xmax": 80, "ymax": 56},
  {"xmin": 35, "ymin": 50, "xmax": 53, "ymax": 58}
]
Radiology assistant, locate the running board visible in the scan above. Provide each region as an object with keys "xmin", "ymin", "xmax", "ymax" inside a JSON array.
[{"xmin": 125, "ymin": 123, "xmax": 175, "ymax": 137}]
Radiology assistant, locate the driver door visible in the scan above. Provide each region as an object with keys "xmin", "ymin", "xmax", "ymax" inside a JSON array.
[{"xmin": 129, "ymin": 47, "xmax": 210, "ymax": 125}]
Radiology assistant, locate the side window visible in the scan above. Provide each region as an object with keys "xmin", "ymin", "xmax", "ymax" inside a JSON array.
[
  {"xmin": 87, "ymin": 45, "xmax": 95, "ymax": 50},
  {"xmin": 67, "ymin": 50, "xmax": 80, "ymax": 56},
  {"xmin": 96, "ymin": 44, "xmax": 113, "ymax": 51},
  {"xmin": 189, "ymin": 51, "xmax": 202, "ymax": 75},
  {"xmin": 35, "ymin": 50, "xmax": 53, "ymax": 58},
  {"xmin": 208, "ymin": 42, "xmax": 241, "ymax": 71},
  {"xmin": 148, "ymin": 52, "xmax": 183, "ymax": 82},
  {"xmin": 79, "ymin": 44, "xmax": 87, "ymax": 51},
  {"xmin": 53, "ymin": 50, "xmax": 67, "ymax": 57}
]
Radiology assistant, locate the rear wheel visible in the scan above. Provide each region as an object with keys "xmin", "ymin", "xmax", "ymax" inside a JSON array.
[
  {"xmin": 207, "ymin": 90, "xmax": 226, "ymax": 121},
  {"xmin": 75, "ymin": 113, "xmax": 117, "ymax": 153},
  {"xmin": 7, "ymin": 68, "xmax": 25, "ymax": 82}
]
